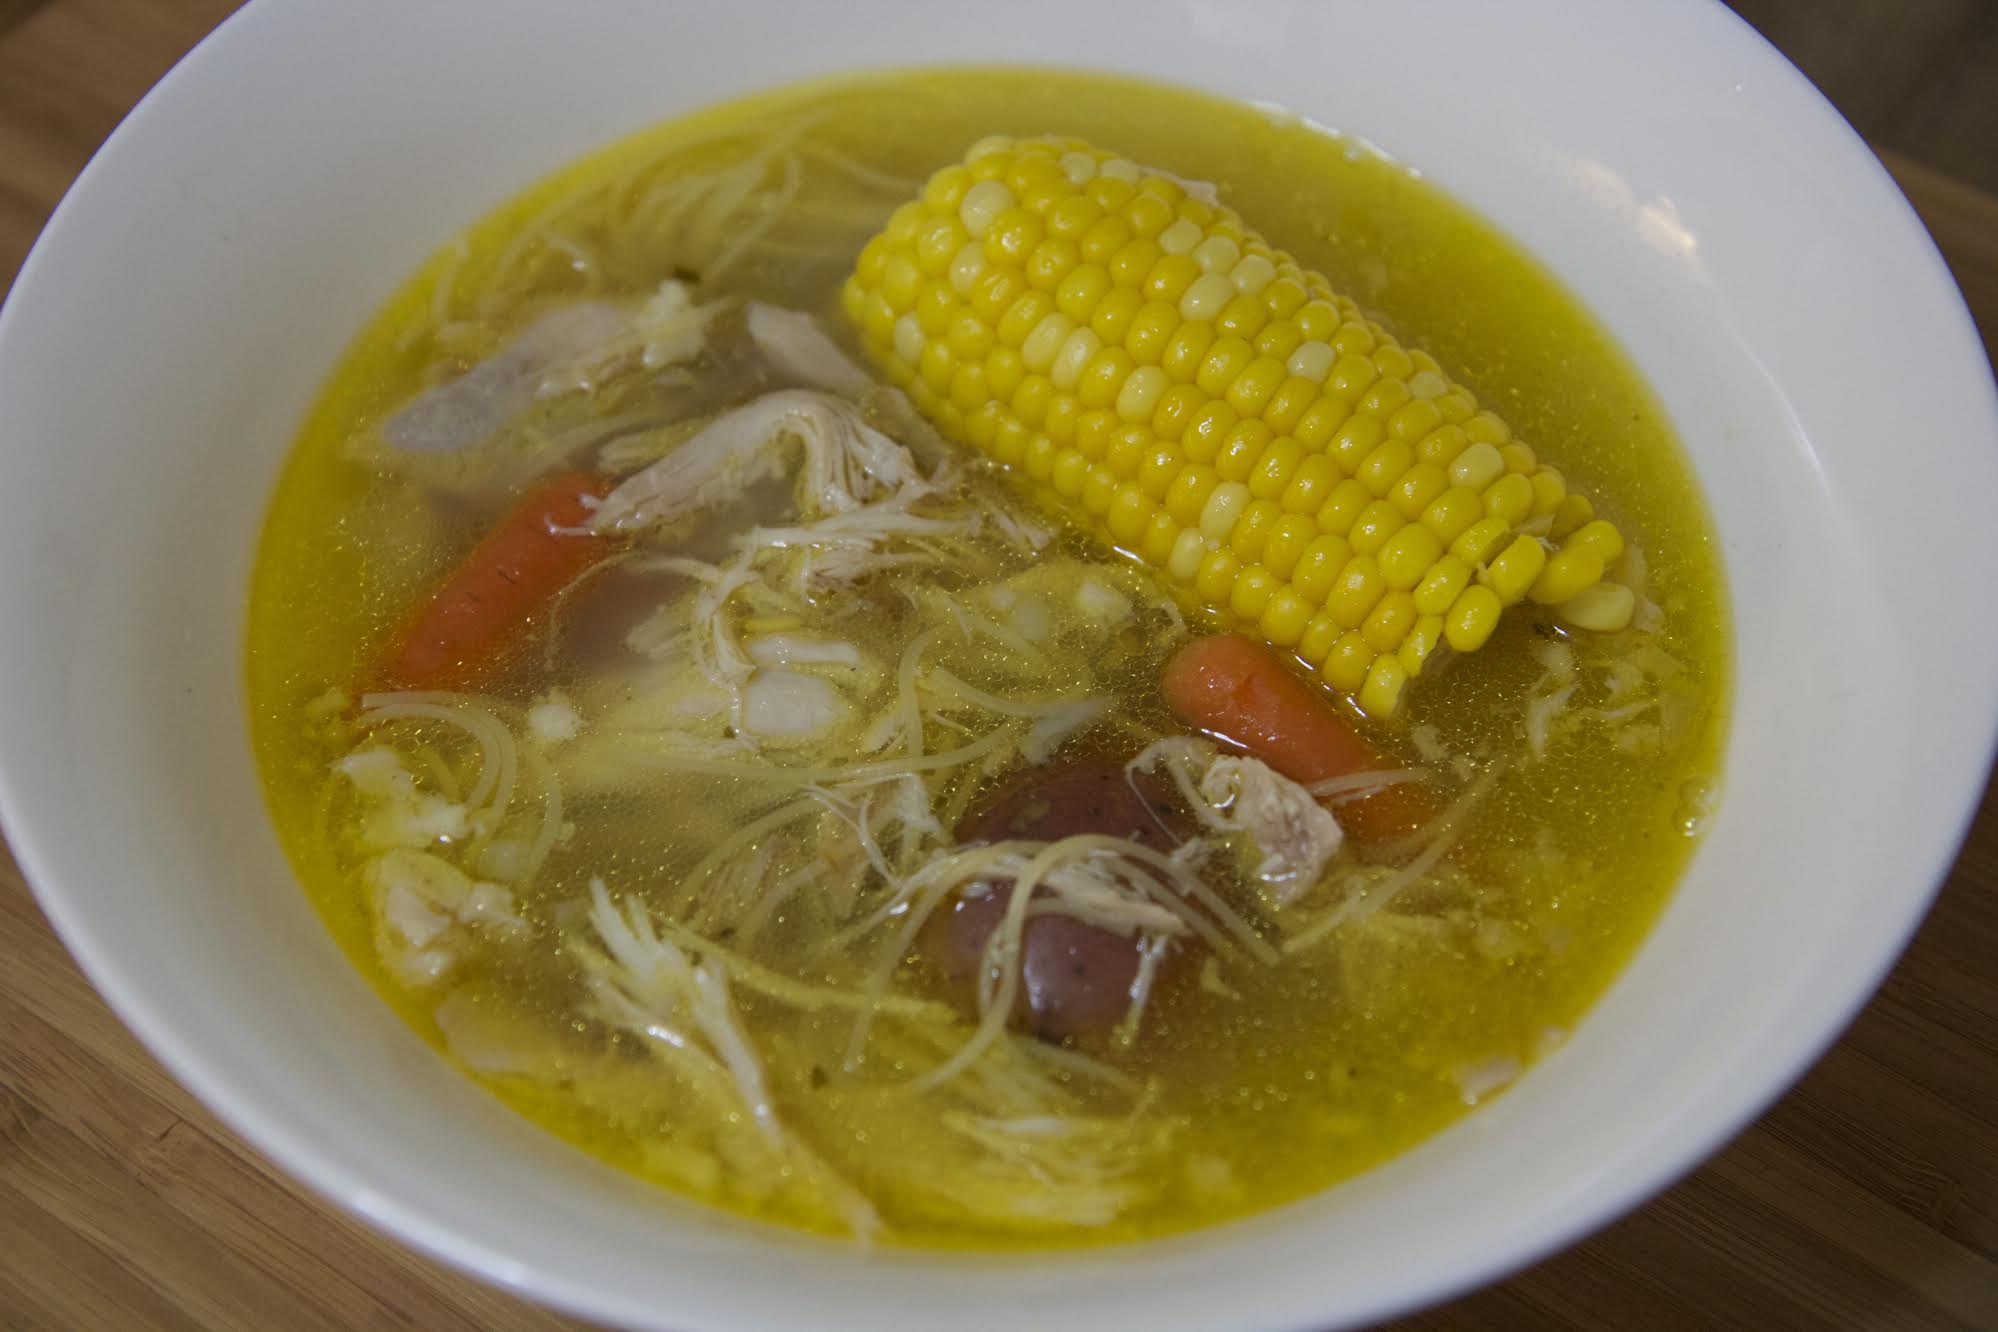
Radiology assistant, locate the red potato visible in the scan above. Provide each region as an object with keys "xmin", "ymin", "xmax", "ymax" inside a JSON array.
[{"xmin": 924, "ymin": 760, "xmax": 1195, "ymax": 1046}]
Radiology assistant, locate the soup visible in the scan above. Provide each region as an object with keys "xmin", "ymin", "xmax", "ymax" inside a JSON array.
[{"xmin": 247, "ymin": 69, "xmax": 1727, "ymax": 1247}]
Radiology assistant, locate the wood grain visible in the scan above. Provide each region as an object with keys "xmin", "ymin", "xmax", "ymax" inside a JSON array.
[{"xmin": 2, "ymin": 4, "xmax": 1996, "ymax": 1329}]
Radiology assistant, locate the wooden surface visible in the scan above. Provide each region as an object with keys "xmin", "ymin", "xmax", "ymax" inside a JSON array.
[{"xmin": 3, "ymin": 3, "xmax": 1997, "ymax": 1328}]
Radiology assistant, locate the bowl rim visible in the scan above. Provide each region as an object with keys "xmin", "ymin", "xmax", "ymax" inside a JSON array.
[{"xmin": 3, "ymin": 0, "xmax": 1997, "ymax": 1328}]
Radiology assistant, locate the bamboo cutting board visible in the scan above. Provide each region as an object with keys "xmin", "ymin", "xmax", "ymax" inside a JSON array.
[{"xmin": 3, "ymin": 3, "xmax": 1997, "ymax": 1328}]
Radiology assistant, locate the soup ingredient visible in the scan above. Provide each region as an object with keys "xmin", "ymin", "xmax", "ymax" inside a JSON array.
[
  {"xmin": 843, "ymin": 135, "xmax": 1636, "ymax": 717},
  {"xmin": 1161, "ymin": 634, "xmax": 1426, "ymax": 844},
  {"xmin": 590, "ymin": 388, "xmax": 928, "ymax": 531},
  {"xmin": 929, "ymin": 758, "xmax": 1195, "ymax": 1044},
  {"xmin": 383, "ymin": 470, "xmax": 611, "ymax": 689},
  {"xmin": 381, "ymin": 301, "xmax": 632, "ymax": 453}
]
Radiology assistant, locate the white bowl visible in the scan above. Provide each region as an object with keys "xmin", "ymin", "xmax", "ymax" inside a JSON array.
[{"xmin": 2, "ymin": 1, "xmax": 1994, "ymax": 1328}]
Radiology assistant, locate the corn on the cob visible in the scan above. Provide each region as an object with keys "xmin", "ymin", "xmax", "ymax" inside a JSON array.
[{"xmin": 842, "ymin": 135, "xmax": 1629, "ymax": 716}]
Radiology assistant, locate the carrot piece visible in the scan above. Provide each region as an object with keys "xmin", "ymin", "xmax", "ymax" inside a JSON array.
[
  {"xmin": 381, "ymin": 471, "xmax": 612, "ymax": 690},
  {"xmin": 1160, "ymin": 634, "xmax": 1430, "ymax": 844}
]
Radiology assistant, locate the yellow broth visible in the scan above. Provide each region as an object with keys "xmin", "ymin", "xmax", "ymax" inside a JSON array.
[{"xmin": 246, "ymin": 68, "xmax": 1728, "ymax": 1246}]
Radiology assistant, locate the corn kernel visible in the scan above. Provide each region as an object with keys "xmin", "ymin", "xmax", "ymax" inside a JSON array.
[
  {"xmin": 1327, "ymin": 353, "xmax": 1378, "ymax": 398},
  {"xmin": 1281, "ymin": 529, "xmax": 1346, "ymax": 600},
  {"xmin": 1164, "ymin": 464, "xmax": 1219, "ymax": 525},
  {"xmin": 1194, "ymin": 547, "xmax": 1242, "ymax": 605},
  {"xmin": 1077, "ymin": 346, "xmax": 1135, "ymax": 410},
  {"xmin": 1292, "ymin": 395, "xmax": 1352, "ymax": 449},
  {"xmin": 1229, "ymin": 566, "xmax": 1278, "ymax": 620},
  {"xmin": 1144, "ymin": 252, "xmax": 1203, "ymax": 305},
  {"xmin": 1281, "ymin": 454, "xmax": 1341, "ymax": 514},
  {"xmin": 1224, "ymin": 356, "xmax": 1287, "ymax": 417},
  {"xmin": 1151, "ymin": 382, "xmax": 1205, "ymax": 442},
  {"xmin": 1079, "ymin": 215, "xmax": 1131, "ymax": 265},
  {"xmin": 1091, "ymin": 287, "xmax": 1146, "ymax": 344},
  {"xmin": 1216, "ymin": 293, "xmax": 1270, "ymax": 340},
  {"xmin": 1025, "ymin": 433, "xmax": 1061, "ymax": 483},
  {"xmin": 1413, "ymin": 555, "xmax": 1472, "ymax": 616},
  {"xmin": 1445, "ymin": 584, "xmax": 1504, "ymax": 652},
  {"xmin": 1357, "ymin": 377, "xmax": 1412, "ymax": 419},
  {"xmin": 1103, "ymin": 424, "xmax": 1147, "ymax": 477},
  {"xmin": 1416, "ymin": 424, "xmax": 1469, "ymax": 466},
  {"xmin": 1049, "ymin": 327, "xmax": 1104, "ymax": 391},
  {"xmin": 989, "ymin": 418, "xmax": 1032, "ymax": 468},
  {"xmin": 1260, "ymin": 513, "xmax": 1317, "ymax": 579},
  {"xmin": 1255, "ymin": 323, "xmax": 1305, "ymax": 365},
  {"xmin": 1451, "ymin": 515, "xmax": 1513, "ymax": 566},
  {"xmin": 1389, "ymin": 461, "xmax": 1450, "ymax": 519},
  {"xmin": 1161, "ymin": 320, "xmax": 1217, "ymax": 383},
  {"xmin": 1109, "ymin": 238, "xmax": 1162, "ymax": 288},
  {"xmin": 1168, "ymin": 527, "xmax": 1207, "ymax": 581},
  {"xmin": 1449, "ymin": 440, "xmax": 1505, "ymax": 490},
  {"xmin": 995, "ymin": 290, "xmax": 1054, "ymax": 348},
  {"xmin": 1229, "ymin": 500, "xmax": 1282, "ymax": 563},
  {"xmin": 1482, "ymin": 535, "xmax": 1548, "ymax": 605},
  {"xmin": 1106, "ymin": 483, "xmax": 1156, "ymax": 545},
  {"xmin": 1317, "ymin": 478, "xmax": 1373, "ymax": 535},
  {"xmin": 1123, "ymin": 187, "xmax": 1172, "ymax": 231},
  {"xmin": 1294, "ymin": 299, "xmax": 1340, "ymax": 341},
  {"xmin": 948, "ymin": 309, "xmax": 996, "ymax": 362},
  {"xmin": 1288, "ymin": 340, "xmax": 1336, "ymax": 383},
  {"xmin": 1398, "ymin": 615, "xmax": 1444, "ymax": 675},
  {"xmin": 1328, "ymin": 556, "xmax": 1386, "ymax": 627},
  {"xmin": 1298, "ymin": 612, "xmax": 1343, "ymax": 665},
  {"xmin": 1482, "ymin": 472, "xmax": 1535, "ymax": 526},
  {"xmin": 1023, "ymin": 236, "xmax": 1080, "ymax": 290},
  {"xmin": 1195, "ymin": 337, "xmax": 1258, "ymax": 397},
  {"xmin": 1140, "ymin": 512, "xmax": 1179, "ymax": 565},
  {"xmin": 984, "ymin": 346, "xmax": 1024, "ymax": 399},
  {"xmin": 1549, "ymin": 493, "xmax": 1595, "ymax": 542},
  {"xmin": 1389, "ymin": 398, "xmax": 1445, "ymax": 443},
  {"xmin": 1464, "ymin": 410, "xmax": 1510, "ymax": 446},
  {"xmin": 1261, "ymin": 377, "xmax": 1319, "ymax": 433},
  {"xmin": 1359, "ymin": 655, "xmax": 1408, "ymax": 718},
  {"xmin": 1363, "ymin": 591, "xmax": 1417, "ymax": 653},
  {"xmin": 1357, "ymin": 437, "xmax": 1416, "ymax": 498},
  {"xmin": 1125, "ymin": 301, "xmax": 1181, "ymax": 364},
  {"xmin": 1530, "ymin": 466, "xmax": 1567, "ymax": 516},
  {"xmin": 1200, "ymin": 479, "xmax": 1253, "ymax": 541},
  {"xmin": 1262, "ymin": 277, "xmax": 1309, "ymax": 320},
  {"xmin": 1046, "ymin": 193, "xmax": 1104, "ymax": 240},
  {"xmin": 1020, "ymin": 312, "xmax": 1074, "ymax": 372},
  {"xmin": 1330, "ymin": 414, "xmax": 1387, "ymax": 474},
  {"xmin": 1050, "ymin": 448, "xmax": 1091, "ymax": 498},
  {"xmin": 1348, "ymin": 500, "xmax": 1405, "ymax": 556},
  {"xmin": 1372, "ymin": 343, "xmax": 1414, "ymax": 381},
  {"xmin": 1182, "ymin": 401, "xmax": 1237, "ymax": 462},
  {"xmin": 1260, "ymin": 587, "xmax": 1314, "ymax": 647},
  {"xmin": 1322, "ymin": 632, "xmax": 1375, "ymax": 692},
  {"xmin": 1564, "ymin": 518, "xmax": 1626, "ymax": 566},
  {"xmin": 1378, "ymin": 522, "xmax": 1444, "ymax": 591},
  {"xmin": 1421, "ymin": 486, "xmax": 1484, "ymax": 544},
  {"xmin": 1560, "ymin": 580, "xmax": 1636, "ymax": 632},
  {"xmin": 1114, "ymin": 364, "xmax": 1169, "ymax": 422},
  {"xmin": 1079, "ymin": 460, "xmax": 1116, "ymax": 511},
  {"xmin": 1529, "ymin": 544, "xmax": 1604, "ymax": 605},
  {"xmin": 1500, "ymin": 442, "xmax": 1538, "ymax": 474},
  {"xmin": 1249, "ymin": 436, "xmax": 1303, "ymax": 500},
  {"xmin": 1215, "ymin": 420, "xmax": 1273, "ymax": 482}
]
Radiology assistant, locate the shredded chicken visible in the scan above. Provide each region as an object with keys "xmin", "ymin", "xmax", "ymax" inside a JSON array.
[
  {"xmin": 365, "ymin": 848, "xmax": 526, "ymax": 987},
  {"xmin": 744, "ymin": 303, "xmax": 874, "ymax": 397},
  {"xmin": 1129, "ymin": 738, "xmax": 1343, "ymax": 906},
  {"xmin": 590, "ymin": 389, "xmax": 928, "ymax": 531}
]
